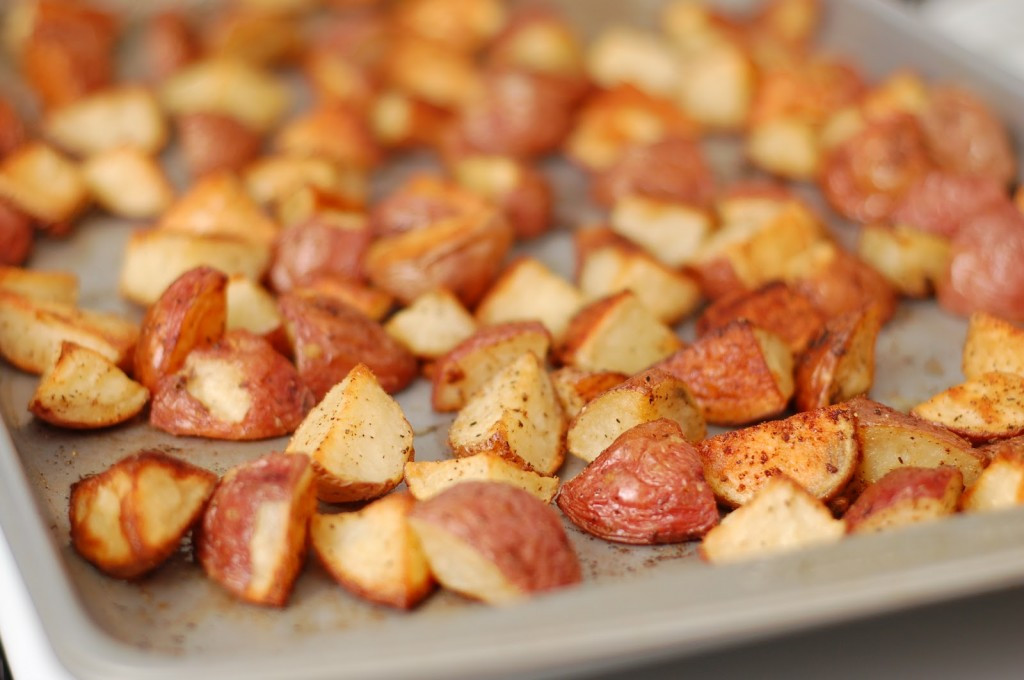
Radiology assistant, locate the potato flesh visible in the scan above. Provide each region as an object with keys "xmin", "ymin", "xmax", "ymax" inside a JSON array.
[
  {"xmin": 384, "ymin": 290, "xmax": 477, "ymax": 360},
  {"xmin": 404, "ymin": 454, "xmax": 559, "ymax": 503},
  {"xmin": 82, "ymin": 148, "xmax": 174, "ymax": 219},
  {"xmin": 475, "ymin": 258, "xmax": 583, "ymax": 341},
  {"xmin": 962, "ymin": 312, "xmax": 1024, "ymax": 380},
  {"xmin": 962, "ymin": 458, "xmax": 1024, "ymax": 513},
  {"xmin": 226, "ymin": 277, "xmax": 281, "ymax": 336},
  {"xmin": 0, "ymin": 267, "xmax": 78, "ymax": 305},
  {"xmin": 578, "ymin": 246, "xmax": 701, "ymax": 324},
  {"xmin": 610, "ymin": 196, "xmax": 711, "ymax": 268},
  {"xmin": 183, "ymin": 353, "xmax": 252, "ymax": 424},
  {"xmin": 0, "ymin": 142, "xmax": 88, "ymax": 223},
  {"xmin": 45, "ymin": 87, "xmax": 167, "ymax": 156},
  {"xmin": 912, "ymin": 372, "xmax": 1024, "ymax": 443},
  {"xmin": 857, "ymin": 224, "xmax": 950, "ymax": 298}
]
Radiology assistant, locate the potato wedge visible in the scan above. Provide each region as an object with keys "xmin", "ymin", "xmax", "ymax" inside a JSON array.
[
  {"xmin": 475, "ymin": 258, "xmax": 583, "ymax": 341},
  {"xmin": 700, "ymin": 476, "xmax": 845, "ymax": 564},
  {"xmin": 0, "ymin": 267, "xmax": 77, "ymax": 305},
  {"xmin": 151, "ymin": 330, "xmax": 313, "ymax": 440},
  {"xmin": 408, "ymin": 482, "xmax": 581, "ymax": 605},
  {"xmin": 30, "ymin": 342, "xmax": 149, "ymax": 429},
  {"xmin": 244, "ymin": 154, "xmax": 368, "ymax": 210},
  {"xmin": 432, "ymin": 321, "xmax": 551, "ymax": 412},
  {"xmin": 69, "ymin": 451, "xmax": 217, "ymax": 579},
  {"xmin": 448, "ymin": 351, "xmax": 565, "ymax": 475},
  {"xmin": 404, "ymin": 453, "xmax": 559, "ymax": 504},
  {"xmin": 291, "ymin": 278, "xmax": 394, "ymax": 323},
  {"xmin": 0, "ymin": 201, "xmax": 32, "ymax": 266},
  {"xmin": 746, "ymin": 117, "xmax": 820, "ymax": 180},
  {"xmin": 961, "ymin": 438, "xmax": 1024, "ymax": 513},
  {"xmin": 696, "ymin": 281, "xmax": 824, "ymax": 356},
  {"xmin": 857, "ymin": 223, "xmax": 951, "ymax": 298},
  {"xmin": 560, "ymin": 291, "xmax": 682, "ymax": 375},
  {"xmin": 197, "ymin": 452, "xmax": 315, "ymax": 606},
  {"xmin": 275, "ymin": 105, "xmax": 381, "ymax": 170},
  {"xmin": 794, "ymin": 306, "xmax": 881, "ymax": 412},
  {"xmin": 44, "ymin": 86, "xmax": 167, "ymax": 156},
  {"xmin": 566, "ymin": 368, "xmax": 706, "ymax": 463},
  {"xmin": 844, "ymin": 466, "xmax": 963, "ymax": 535},
  {"xmin": 784, "ymin": 241, "xmax": 897, "ymax": 323},
  {"xmin": 286, "ymin": 363, "xmax": 414, "ymax": 503},
  {"xmin": 311, "ymin": 493, "xmax": 434, "ymax": 609},
  {"xmin": 384, "ymin": 289, "xmax": 478, "ymax": 361},
  {"xmin": 82, "ymin": 147, "xmax": 175, "ymax": 219},
  {"xmin": 962, "ymin": 312, "xmax": 1024, "ymax": 381},
  {"xmin": 177, "ymin": 112, "xmax": 263, "ymax": 179},
  {"xmin": 0, "ymin": 141, "xmax": 88, "ymax": 225},
  {"xmin": 557, "ymin": 419, "xmax": 718, "ymax": 544},
  {"xmin": 698, "ymin": 403, "xmax": 858, "ymax": 507},
  {"xmin": 225, "ymin": 275, "xmax": 284, "ymax": 345},
  {"xmin": 268, "ymin": 212, "xmax": 371, "ymax": 292},
  {"xmin": 452, "ymin": 155, "xmax": 553, "ymax": 240},
  {"xmin": 158, "ymin": 172, "xmax": 278, "ymax": 247},
  {"xmin": 912, "ymin": 372, "xmax": 1024, "ymax": 444},
  {"xmin": 610, "ymin": 195, "xmax": 712, "ymax": 268},
  {"xmin": 549, "ymin": 366, "xmax": 628, "ymax": 420},
  {"xmin": 586, "ymin": 26, "xmax": 680, "ymax": 97},
  {"xmin": 657, "ymin": 320, "xmax": 794, "ymax": 426}
]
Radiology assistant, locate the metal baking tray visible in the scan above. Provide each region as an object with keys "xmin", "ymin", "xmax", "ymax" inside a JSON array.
[{"xmin": 3, "ymin": 0, "xmax": 1024, "ymax": 678}]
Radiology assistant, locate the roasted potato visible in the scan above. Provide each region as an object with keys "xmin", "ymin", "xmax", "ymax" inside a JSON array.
[
  {"xmin": 586, "ymin": 26, "xmax": 679, "ymax": 97},
  {"xmin": 920, "ymin": 86, "xmax": 1016, "ymax": 186},
  {"xmin": 144, "ymin": 10, "xmax": 200, "ymax": 81},
  {"xmin": 474, "ymin": 258, "xmax": 583, "ymax": 342},
  {"xmin": 384, "ymin": 289, "xmax": 478, "ymax": 361},
  {"xmin": 197, "ymin": 452, "xmax": 316, "ymax": 606},
  {"xmin": 286, "ymin": 363, "xmax": 414, "ymax": 503},
  {"xmin": 961, "ymin": 312, "xmax": 1024, "ymax": 381},
  {"xmin": 291, "ymin": 277, "xmax": 394, "ymax": 322},
  {"xmin": 609, "ymin": 195, "xmax": 713, "ymax": 268},
  {"xmin": 274, "ymin": 105, "xmax": 381, "ymax": 170},
  {"xmin": 794, "ymin": 306, "xmax": 881, "ymax": 412},
  {"xmin": 696, "ymin": 281, "xmax": 823, "ymax": 356},
  {"xmin": 404, "ymin": 453, "xmax": 559, "ymax": 504},
  {"xmin": 549, "ymin": 366, "xmax": 627, "ymax": 419},
  {"xmin": 889, "ymin": 171, "xmax": 1004, "ymax": 240},
  {"xmin": 158, "ymin": 172, "xmax": 278, "ymax": 247},
  {"xmin": 225, "ymin": 275, "xmax": 285, "ymax": 349},
  {"xmin": 557, "ymin": 419, "xmax": 718, "ymax": 544},
  {"xmin": 177, "ymin": 112, "xmax": 263, "ymax": 179},
  {"xmin": 0, "ymin": 201, "xmax": 33, "ymax": 266},
  {"xmin": 81, "ymin": 147, "xmax": 174, "ymax": 219},
  {"xmin": 268, "ymin": 212, "xmax": 371, "ymax": 293},
  {"xmin": 856, "ymin": 223, "xmax": 951, "ymax": 298},
  {"xmin": 961, "ymin": 438, "xmax": 1024, "ymax": 513},
  {"xmin": 44, "ymin": 86, "xmax": 167, "ymax": 156},
  {"xmin": 912, "ymin": 372, "xmax": 1024, "ymax": 444},
  {"xmin": 0, "ymin": 141, "xmax": 89, "ymax": 227},
  {"xmin": 244, "ymin": 154, "xmax": 368, "ymax": 211},
  {"xmin": 844, "ymin": 466, "xmax": 963, "ymax": 535},
  {"xmin": 0, "ymin": 266, "xmax": 77, "ymax": 305},
  {"xmin": 408, "ymin": 481, "xmax": 581, "ymax": 605},
  {"xmin": 590, "ymin": 137, "xmax": 715, "ymax": 210},
  {"xmin": 69, "ymin": 451, "xmax": 217, "ymax": 579},
  {"xmin": 452, "ymin": 155, "xmax": 552, "ymax": 241},
  {"xmin": 784, "ymin": 242, "xmax": 897, "ymax": 323}
]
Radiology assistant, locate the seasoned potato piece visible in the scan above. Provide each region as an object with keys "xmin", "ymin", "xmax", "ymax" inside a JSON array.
[
  {"xmin": 44, "ymin": 86, "xmax": 167, "ymax": 156},
  {"xmin": 82, "ymin": 147, "xmax": 174, "ymax": 219},
  {"xmin": 0, "ymin": 142, "xmax": 88, "ymax": 225},
  {"xmin": 370, "ymin": 89, "xmax": 451, "ymax": 150},
  {"xmin": 385, "ymin": 289, "xmax": 478, "ymax": 361},
  {"xmin": 558, "ymin": 419, "xmax": 718, "ymax": 544},
  {"xmin": 151, "ymin": 330, "xmax": 313, "ymax": 440},
  {"xmin": 432, "ymin": 321, "xmax": 550, "ymax": 412},
  {"xmin": 658, "ymin": 320, "xmax": 794, "ymax": 425},
  {"xmin": 850, "ymin": 397, "xmax": 984, "ymax": 489},
  {"xmin": 370, "ymin": 173, "xmax": 485, "ymax": 238},
  {"xmin": 278, "ymin": 292, "xmax": 416, "ymax": 399},
  {"xmin": 159, "ymin": 172, "xmax": 278, "ymax": 247},
  {"xmin": 268, "ymin": 212, "xmax": 371, "ymax": 292},
  {"xmin": 700, "ymin": 476, "xmax": 845, "ymax": 564},
  {"xmin": 144, "ymin": 10, "xmax": 200, "ymax": 81},
  {"xmin": 225, "ymin": 275, "xmax": 284, "ymax": 344},
  {"xmin": 610, "ymin": 195, "xmax": 713, "ymax": 268},
  {"xmin": 0, "ymin": 201, "xmax": 32, "ymax": 266},
  {"xmin": 857, "ymin": 224, "xmax": 951, "ymax": 298},
  {"xmin": 384, "ymin": 37, "xmax": 482, "ymax": 109},
  {"xmin": 392, "ymin": 0, "xmax": 505, "ymax": 54},
  {"xmin": 287, "ymin": 363, "xmax": 413, "ymax": 503},
  {"xmin": 560, "ymin": 291, "xmax": 682, "ymax": 375},
  {"xmin": 204, "ymin": 7, "xmax": 303, "ymax": 66},
  {"xmin": 134, "ymin": 266, "xmax": 227, "ymax": 393},
  {"xmin": 578, "ymin": 244, "xmax": 701, "ymax": 325},
  {"xmin": 784, "ymin": 242, "xmax": 897, "ymax": 323},
  {"xmin": 567, "ymin": 368, "xmax": 706, "ymax": 463},
  {"xmin": 586, "ymin": 27, "xmax": 680, "ymax": 97},
  {"xmin": 962, "ymin": 312, "xmax": 1024, "ymax": 380},
  {"xmin": 244, "ymin": 154, "xmax": 368, "ymax": 210},
  {"xmin": 674, "ymin": 37, "xmax": 755, "ymax": 130},
  {"xmin": 591, "ymin": 138, "xmax": 715, "ymax": 210},
  {"xmin": 845, "ymin": 466, "xmax": 962, "ymax": 535},
  {"xmin": 475, "ymin": 258, "xmax": 583, "ymax": 341},
  {"xmin": 404, "ymin": 453, "xmax": 559, "ymax": 504},
  {"xmin": 177, "ymin": 112, "xmax": 263, "ymax": 179},
  {"xmin": 794, "ymin": 307, "xmax": 881, "ymax": 412},
  {"xmin": 699, "ymin": 403, "xmax": 858, "ymax": 507},
  {"xmin": 275, "ymin": 105, "xmax": 381, "ymax": 170},
  {"xmin": 30, "ymin": 342, "xmax": 149, "ymax": 429},
  {"xmin": 0, "ymin": 267, "xmax": 77, "ymax": 305},
  {"xmin": 961, "ymin": 439, "xmax": 1024, "ymax": 513},
  {"xmin": 449, "ymin": 352, "xmax": 565, "ymax": 475},
  {"xmin": 311, "ymin": 493, "xmax": 434, "ymax": 610},
  {"xmin": 746, "ymin": 118, "xmax": 820, "ymax": 180},
  {"xmin": 696, "ymin": 281, "xmax": 823, "ymax": 356},
  {"xmin": 452, "ymin": 155, "xmax": 552, "ymax": 241},
  {"xmin": 408, "ymin": 482, "xmax": 581, "ymax": 605},
  {"xmin": 119, "ymin": 229, "xmax": 270, "ymax": 306},
  {"xmin": 70, "ymin": 451, "xmax": 217, "ymax": 579},
  {"xmin": 0, "ymin": 292, "xmax": 138, "ymax": 374},
  {"xmin": 485, "ymin": 7, "xmax": 585, "ymax": 83},
  {"xmin": 912, "ymin": 372, "xmax": 1024, "ymax": 444},
  {"xmin": 549, "ymin": 366, "xmax": 627, "ymax": 419},
  {"xmin": 291, "ymin": 277, "xmax": 393, "ymax": 323},
  {"xmin": 197, "ymin": 452, "xmax": 315, "ymax": 606}
]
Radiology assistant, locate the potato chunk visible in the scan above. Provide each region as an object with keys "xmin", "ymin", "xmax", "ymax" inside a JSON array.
[
  {"xmin": 404, "ymin": 453, "xmax": 559, "ymax": 504},
  {"xmin": 311, "ymin": 493, "xmax": 434, "ymax": 610},
  {"xmin": 794, "ymin": 306, "xmax": 881, "ymax": 412},
  {"xmin": 70, "ymin": 451, "xmax": 216, "ymax": 579},
  {"xmin": 961, "ymin": 438, "xmax": 1024, "ymax": 513},
  {"xmin": 844, "ymin": 466, "xmax": 962, "ymax": 535},
  {"xmin": 0, "ymin": 142, "xmax": 88, "ymax": 225},
  {"xmin": 962, "ymin": 312, "xmax": 1024, "ymax": 380},
  {"xmin": 385, "ymin": 289, "xmax": 478, "ymax": 361},
  {"xmin": 696, "ymin": 281, "xmax": 823, "ymax": 356},
  {"xmin": 287, "ymin": 363, "xmax": 414, "ymax": 503},
  {"xmin": 31, "ymin": 342, "xmax": 149, "ymax": 429},
  {"xmin": 158, "ymin": 172, "xmax": 278, "ymax": 247},
  {"xmin": 475, "ymin": 258, "xmax": 583, "ymax": 341},
  {"xmin": 44, "ymin": 86, "xmax": 167, "ymax": 156},
  {"xmin": 912, "ymin": 372, "xmax": 1024, "ymax": 444},
  {"xmin": 610, "ymin": 195, "xmax": 712, "ymax": 268},
  {"xmin": 82, "ymin": 147, "xmax": 174, "ymax": 219},
  {"xmin": 857, "ymin": 224, "xmax": 951, "ymax": 298},
  {"xmin": 549, "ymin": 366, "xmax": 627, "ymax": 419},
  {"xmin": 0, "ymin": 267, "xmax": 77, "ymax": 305}
]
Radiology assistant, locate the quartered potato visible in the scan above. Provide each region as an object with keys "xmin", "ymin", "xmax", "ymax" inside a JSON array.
[
  {"xmin": 384, "ymin": 289, "xmax": 478, "ymax": 361},
  {"xmin": 0, "ymin": 267, "xmax": 78, "ymax": 305},
  {"xmin": 475, "ymin": 257, "xmax": 583, "ymax": 342},
  {"xmin": 912, "ymin": 372, "xmax": 1024, "ymax": 444},
  {"xmin": 404, "ymin": 453, "xmax": 560, "ymax": 504},
  {"xmin": 844, "ymin": 466, "xmax": 962, "ymax": 535}
]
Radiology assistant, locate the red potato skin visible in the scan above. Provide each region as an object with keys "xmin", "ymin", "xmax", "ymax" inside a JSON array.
[
  {"xmin": 134, "ymin": 266, "xmax": 228, "ymax": 393},
  {"xmin": 177, "ymin": 113, "xmax": 263, "ymax": 179},
  {"xmin": 889, "ymin": 171, "xmax": 1007, "ymax": 240},
  {"xmin": 145, "ymin": 11, "xmax": 200, "ymax": 82},
  {"xmin": 197, "ymin": 452, "xmax": 316, "ymax": 607},
  {"xmin": 0, "ymin": 99, "xmax": 27, "ymax": 159},
  {"xmin": 370, "ymin": 175, "xmax": 477, "ymax": 238},
  {"xmin": 410, "ymin": 481, "xmax": 582, "ymax": 594},
  {"xmin": 278, "ymin": 292, "xmax": 417, "ymax": 399},
  {"xmin": 794, "ymin": 307, "xmax": 881, "ymax": 412},
  {"xmin": 151, "ymin": 331, "xmax": 315, "ymax": 440},
  {"xmin": 269, "ymin": 216, "xmax": 372, "ymax": 293},
  {"xmin": 820, "ymin": 114, "xmax": 933, "ymax": 223},
  {"xmin": 921, "ymin": 86, "xmax": 1017, "ymax": 186},
  {"xmin": 791, "ymin": 250, "xmax": 897, "ymax": 324},
  {"xmin": 696, "ymin": 281, "xmax": 824, "ymax": 356},
  {"xmin": 556, "ymin": 419, "xmax": 718, "ymax": 544},
  {"xmin": 0, "ymin": 200, "xmax": 33, "ymax": 266},
  {"xmin": 590, "ymin": 138, "xmax": 716, "ymax": 209},
  {"xmin": 495, "ymin": 161, "xmax": 553, "ymax": 240},
  {"xmin": 843, "ymin": 466, "xmax": 963, "ymax": 531},
  {"xmin": 938, "ymin": 201, "xmax": 1024, "ymax": 323}
]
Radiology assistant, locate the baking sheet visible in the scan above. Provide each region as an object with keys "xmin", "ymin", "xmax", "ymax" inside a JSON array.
[{"xmin": 2, "ymin": 0, "xmax": 1024, "ymax": 678}]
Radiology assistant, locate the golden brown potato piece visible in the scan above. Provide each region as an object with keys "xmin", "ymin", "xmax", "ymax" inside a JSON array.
[
  {"xmin": 197, "ymin": 451, "xmax": 316, "ymax": 606},
  {"xmin": 0, "ymin": 292, "xmax": 138, "ymax": 374},
  {"xmin": 912, "ymin": 372, "xmax": 1024, "ymax": 444},
  {"xmin": 485, "ymin": 7, "xmax": 585, "ymax": 86},
  {"xmin": 286, "ymin": 363, "xmax": 413, "ymax": 503},
  {"xmin": 586, "ymin": 26, "xmax": 680, "ymax": 97},
  {"xmin": 558, "ymin": 419, "xmax": 718, "ymax": 544},
  {"xmin": 274, "ymin": 105, "xmax": 381, "ymax": 170},
  {"xmin": 850, "ymin": 396, "xmax": 984, "ymax": 490},
  {"xmin": 0, "ymin": 201, "xmax": 33, "ymax": 266},
  {"xmin": 920, "ymin": 86, "xmax": 1016, "ymax": 186},
  {"xmin": 204, "ymin": 7, "xmax": 302, "ymax": 66},
  {"xmin": 0, "ymin": 142, "xmax": 88, "ymax": 227},
  {"xmin": 794, "ymin": 306, "xmax": 881, "ymax": 412},
  {"xmin": 69, "ymin": 451, "xmax": 217, "ymax": 579},
  {"xmin": 475, "ymin": 258, "xmax": 583, "ymax": 342},
  {"xmin": 365, "ymin": 208, "xmax": 514, "ymax": 308},
  {"xmin": 177, "ymin": 112, "xmax": 263, "ymax": 179},
  {"xmin": 369, "ymin": 173, "xmax": 485, "ymax": 238},
  {"xmin": 844, "ymin": 466, "xmax": 962, "ymax": 535},
  {"xmin": 408, "ymin": 481, "xmax": 581, "ymax": 605},
  {"xmin": 961, "ymin": 439, "xmax": 1024, "ymax": 513},
  {"xmin": 44, "ymin": 86, "xmax": 167, "ymax": 156},
  {"xmin": 291, "ymin": 277, "xmax": 394, "ymax": 323},
  {"xmin": 432, "ymin": 321, "xmax": 551, "ymax": 412},
  {"xmin": 658, "ymin": 320, "xmax": 794, "ymax": 426},
  {"xmin": 393, "ymin": 0, "xmax": 505, "ymax": 53},
  {"xmin": 674, "ymin": 35, "xmax": 755, "ymax": 131},
  {"xmin": 698, "ymin": 403, "xmax": 858, "ymax": 507},
  {"xmin": 962, "ymin": 312, "xmax": 1024, "ymax": 381},
  {"xmin": 549, "ymin": 366, "xmax": 627, "ymax": 420},
  {"xmin": 269, "ymin": 212, "xmax": 371, "ymax": 293},
  {"xmin": 81, "ymin": 147, "xmax": 175, "ymax": 219},
  {"xmin": 311, "ymin": 493, "xmax": 434, "ymax": 609},
  {"xmin": 404, "ymin": 453, "xmax": 559, "ymax": 504},
  {"xmin": 119, "ymin": 229, "xmax": 271, "ymax": 306},
  {"xmin": 144, "ymin": 11, "xmax": 200, "ymax": 81},
  {"xmin": 244, "ymin": 154, "xmax": 368, "ymax": 211},
  {"xmin": 560, "ymin": 291, "xmax": 682, "ymax": 375},
  {"xmin": 31, "ymin": 342, "xmax": 149, "ymax": 429},
  {"xmin": 278, "ymin": 292, "xmax": 417, "ymax": 399},
  {"xmin": 385, "ymin": 289, "xmax": 478, "ymax": 361},
  {"xmin": 452, "ymin": 155, "xmax": 553, "ymax": 240},
  {"xmin": 0, "ymin": 98, "xmax": 28, "ymax": 158},
  {"xmin": 784, "ymin": 242, "xmax": 897, "ymax": 323},
  {"xmin": 700, "ymin": 476, "xmax": 845, "ymax": 564},
  {"xmin": 566, "ymin": 368, "xmax": 706, "ymax": 463},
  {"xmin": 225, "ymin": 275, "xmax": 285, "ymax": 349},
  {"xmin": 591, "ymin": 138, "xmax": 715, "ymax": 210},
  {"xmin": 134, "ymin": 266, "xmax": 227, "ymax": 393},
  {"xmin": 696, "ymin": 281, "xmax": 823, "ymax": 356},
  {"xmin": 0, "ymin": 267, "xmax": 77, "ymax": 305},
  {"xmin": 746, "ymin": 118, "xmax": 820, "ymax": 180},
  {"xmin": 610, "ymin": 195, "xmax": 713, "ymax": 269},
  {"xmin": 151, "ymin": 330, "xmax": 313, "ymax": 440},
  {"xmin": 856, "ymin": 223, "xmax": 951, "ymax": 298},
  {"xmin": 159, "ymin": 172, "xmax": 278, "ymax": 247},
  {"xmin": 449, "ymin": 351, "xmax": 565, "ymax": 475},
  {"xmin": 370, "ymin": 89, "xmax": 451, "ymax": 150}
]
